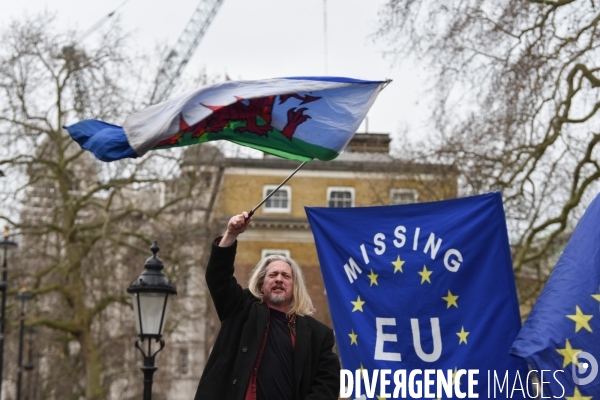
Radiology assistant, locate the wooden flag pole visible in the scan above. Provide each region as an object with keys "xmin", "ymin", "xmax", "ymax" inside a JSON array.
[{"xmin": 247, "ymin": 161, "xmax": 308, "ymax": 218}]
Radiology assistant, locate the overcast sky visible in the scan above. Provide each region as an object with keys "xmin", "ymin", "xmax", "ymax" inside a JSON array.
[{"xmin": 1, "ymin": 0, "xmax": 433, "ymax": 147}]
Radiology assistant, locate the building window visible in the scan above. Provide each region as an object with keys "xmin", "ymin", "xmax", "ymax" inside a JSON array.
[
  {"xmin": 327, "ymin": 187, "xmax": 354, "ymax": 208},
  {"xmin": 179, "ymin": 348, "xmax": 189, "ymax": 375},
  {"xmin": 201, "ymin": 173, "xmax": 212, "ymax": 188},
  {"xmin": 180, "ymin": 272, "xmax": 190, "ymax": 296},
  {"xmin": 390, "ymin": 189, "xmax": 418, "ymax": 205},
  {"xmin": 261, "ymin": 249, "xmax": 291, "ymax": 259},
  {"xmin": 263, "ymin": 185, "xmax": 291, "ymax": 213}
]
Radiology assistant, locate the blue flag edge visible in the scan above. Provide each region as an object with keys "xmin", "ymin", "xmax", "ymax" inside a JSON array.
[{"xmin": 64, "ymin": 119, "xmax": 138, "ymax": 162}]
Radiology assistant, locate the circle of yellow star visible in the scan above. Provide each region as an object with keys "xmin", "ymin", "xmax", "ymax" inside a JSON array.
[
  {"xmin": 392, "ymin": 255, "xmax": 405, "ymax": 273},
  {"xmin": 351, "ymin": 295, "xmax": 365, "ymax": 312},
  {"xmin": 349, "ymin": 329, "xmax": 358, "ymax": 345},
  {"xmin": 418, "ymin": 265, "xmax": 433, "ymax": 284},
  {"xmin": 367, "ymin": 269, "xmax": 379, "ymax": 286},
  {"xmin": 442, "ymin": 290, "xmax": 459, "ymax": 308},
  {"xmin": 556, "ymin": 339, "xmax": 582, "ymax": 368},
  {"xmin": 566, "ymin": 387, "xmax": 592, "ymax": 400},
  {"xmin": 456, "ymin": 326, "xmax": 469, "ymax": 344},
  {"xmin": 567, "ymin": 306, "xmax": 593, "ymax": 333}
]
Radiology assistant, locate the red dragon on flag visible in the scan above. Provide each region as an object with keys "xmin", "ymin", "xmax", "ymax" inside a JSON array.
[{"xmin": 155, "ymin": 93, "xmax": 321, "ymax": 148}]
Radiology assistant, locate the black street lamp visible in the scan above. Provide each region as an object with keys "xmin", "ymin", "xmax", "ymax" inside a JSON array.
[
  {"xmin": 0, "ymin": 226, "xmax": 17, "ymax": 398},
  {"xmin": 23, "ymin": 327, "xmax": 35, "ymax": 400},
  {"xmin": 15, "ymin": 287, "xmax": 31, "ymax": 400},
  {"xmin": 127, "ymin": 241, "xmax": 177, "ymax": 400},
  {"xmin": 24, "ymin": 327, "xmax": 35, "ymax": 373}
]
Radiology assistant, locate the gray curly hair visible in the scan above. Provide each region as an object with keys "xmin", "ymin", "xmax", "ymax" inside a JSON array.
[{"xmin": 248, "ymin": 254, "xmax": 315, "ymax": 316}]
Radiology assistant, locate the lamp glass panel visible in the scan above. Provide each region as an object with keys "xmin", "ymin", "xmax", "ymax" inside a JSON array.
[
  {"xmin": 137, "ymin": 292, "xmax": 172, "ymax": 335},
  {"xmin": 0, "ymin": 242, "xmax": 17, "ymax": 259},
  {"xmin": 131, "ymin": 294, "xmax": 142, "ymax": 335}
]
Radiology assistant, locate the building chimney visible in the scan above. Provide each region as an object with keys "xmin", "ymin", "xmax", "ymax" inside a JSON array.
[{"xmin": 346, "ymin": 133, "xmax": 390, "ymax": 154}]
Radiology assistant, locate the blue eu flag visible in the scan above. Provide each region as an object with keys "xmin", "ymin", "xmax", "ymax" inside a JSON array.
[
  {"xmin": 306, "ymin": 192, "xmax": 527, "ymax": 399},
  {"xmin": 511, "ymin": 193, "xmax": 600, "ymax": 399}
]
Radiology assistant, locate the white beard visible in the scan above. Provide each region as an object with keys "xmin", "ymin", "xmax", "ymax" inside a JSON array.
[{"xmin": 268, "ymin": 294, "xmax": 286, "ymax": 304}]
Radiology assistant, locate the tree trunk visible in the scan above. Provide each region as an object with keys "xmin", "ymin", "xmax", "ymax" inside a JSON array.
[{"xmin": 79, "ymin": 329, "xmax": 104, "ymax": 400}]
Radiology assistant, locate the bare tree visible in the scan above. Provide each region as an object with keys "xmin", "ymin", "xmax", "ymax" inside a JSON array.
[
  {"xmin": 0, "ymin": 15, "xmax": 213, "ymax": 399},
  {"xmin": 378, "ymin": 0, "xmax": 600, "ymax": 305}
]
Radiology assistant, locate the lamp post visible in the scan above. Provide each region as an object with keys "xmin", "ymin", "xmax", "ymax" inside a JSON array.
[
  {"xmin": 24, "ymin": 327, "xmax": 35, "ymax": 400},
  {"xmin": 0, "ymin": 227, "xmax": 17, "ymax": 399},
  {"xmin": 15, "ymin": 287, "xmax": 31, "ymax": 400},
  {"xmin": 127, "ymin": 241, "xmax": 177, "ymax": 400},
  {"xmin": 24, "ymin": 327, "xmax": 35, "ymax": 372}
]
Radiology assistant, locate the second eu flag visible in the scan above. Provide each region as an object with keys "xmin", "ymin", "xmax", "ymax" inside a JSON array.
[
  {"xmin": 511, "ymin": 192, "xmax": 600, "ymax": 398},
  {"xmin": 306, "ymin": 192, "xmax": 527, "ymax": 399}
]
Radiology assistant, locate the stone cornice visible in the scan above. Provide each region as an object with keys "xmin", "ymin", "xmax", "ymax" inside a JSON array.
[
  {"xmin": 185, "ymin": 151, "xmax": 457, "ymax": 176},
  {"xmin": 218, "ymin": 216, "xmax": 311, "ymax": 230},
  {"xmin": 212, "ymin": 157, "xmax": 455, "ymax": 175}
]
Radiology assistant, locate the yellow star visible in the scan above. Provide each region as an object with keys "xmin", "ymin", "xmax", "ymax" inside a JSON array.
[
  {"xmin": 556, "ymin": 339, "xmax": 582, "ymax": 368},
  {"xmin": 567, "ymin": 306, "xmax": 593, "ymax": 333},
  {"xmin": 566, "ymin": 386, "xmax": 592, "ymax": 400},
  {"xmin": 367, "ymin": 269, "xmax": 379, "ymax": 286},
  {"xmin": 592, "ymin": 294, "xmax": 600, "ymax": 303},
  {"xmin": 351, "ymin": 295, "xmax": 365, "ymax": 312},
  {"xmin": 456, "ymin": 326, "xmax": 469, "ymax": 344},
  {"xmin": 392, "ymin": 255, "xmax": 405, "ymax": 273},
  {"xmin": 349, "ymin": 329, "xmax": 358, "ymax": 345},
  {"xmin": 358, "ymin": 363, "xmax": 367, "ymax": 381},
  {"xmin": 452, "ymin": 367, "xmax": 463, "ymax": 386},
  {"xmin": 442, "ymin": 290, "xmax": 459, "ymax": 308},
  {"xmin": 377, "ymin": 396, "xmax": 388, "ymax": 400},
  {"xmin": 418, "ymin": 265, "xmax": 433, "ymax": 284}
]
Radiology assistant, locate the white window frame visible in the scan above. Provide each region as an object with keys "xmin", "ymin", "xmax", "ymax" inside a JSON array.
[
  {"xmin": 180, "ymin": 271, "xmax": 190, "ymax": 296},
  {"xmin": 327, "ymin": 186, "xmax": 355, "ymax": 208},
  {"xmin": 261, "ymin": 249, "xmax": 291, "ymax": 259},
  {"xmin": 390, "ymin": 188, "xmax": 419, "ymax": 205},
  {"xmin": 179, "ymin": 348, "xmax": 189, "ymax": 375},
  {"xmin": 262, "ymin": 185, "xmax": 291, "ymax": 213}
]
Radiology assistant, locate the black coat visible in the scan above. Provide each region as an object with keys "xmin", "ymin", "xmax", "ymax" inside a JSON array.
[{"xmin": 194, "ymin": 241, "xmax": 340, "ymax": 400}]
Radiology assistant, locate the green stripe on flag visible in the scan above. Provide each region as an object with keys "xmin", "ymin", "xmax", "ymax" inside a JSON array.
[{"xmin": 153, "ymin": 124, "xmax": 340, "ymax": 161}]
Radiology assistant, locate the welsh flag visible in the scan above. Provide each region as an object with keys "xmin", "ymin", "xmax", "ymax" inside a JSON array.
[{"xmin": 65, "ymin": 77, "xmax": 388, "ymax": 162}]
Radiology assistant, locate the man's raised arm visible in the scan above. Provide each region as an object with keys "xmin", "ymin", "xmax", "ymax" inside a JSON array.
[{"xmin": 218, "ymin": 211, "xmax": 252, "ymax": 247}]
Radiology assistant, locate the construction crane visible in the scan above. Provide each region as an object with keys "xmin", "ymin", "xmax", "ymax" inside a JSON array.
[{"xmin": 150, "ymin": 0, "xmax": 225, "ymax": 104}]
